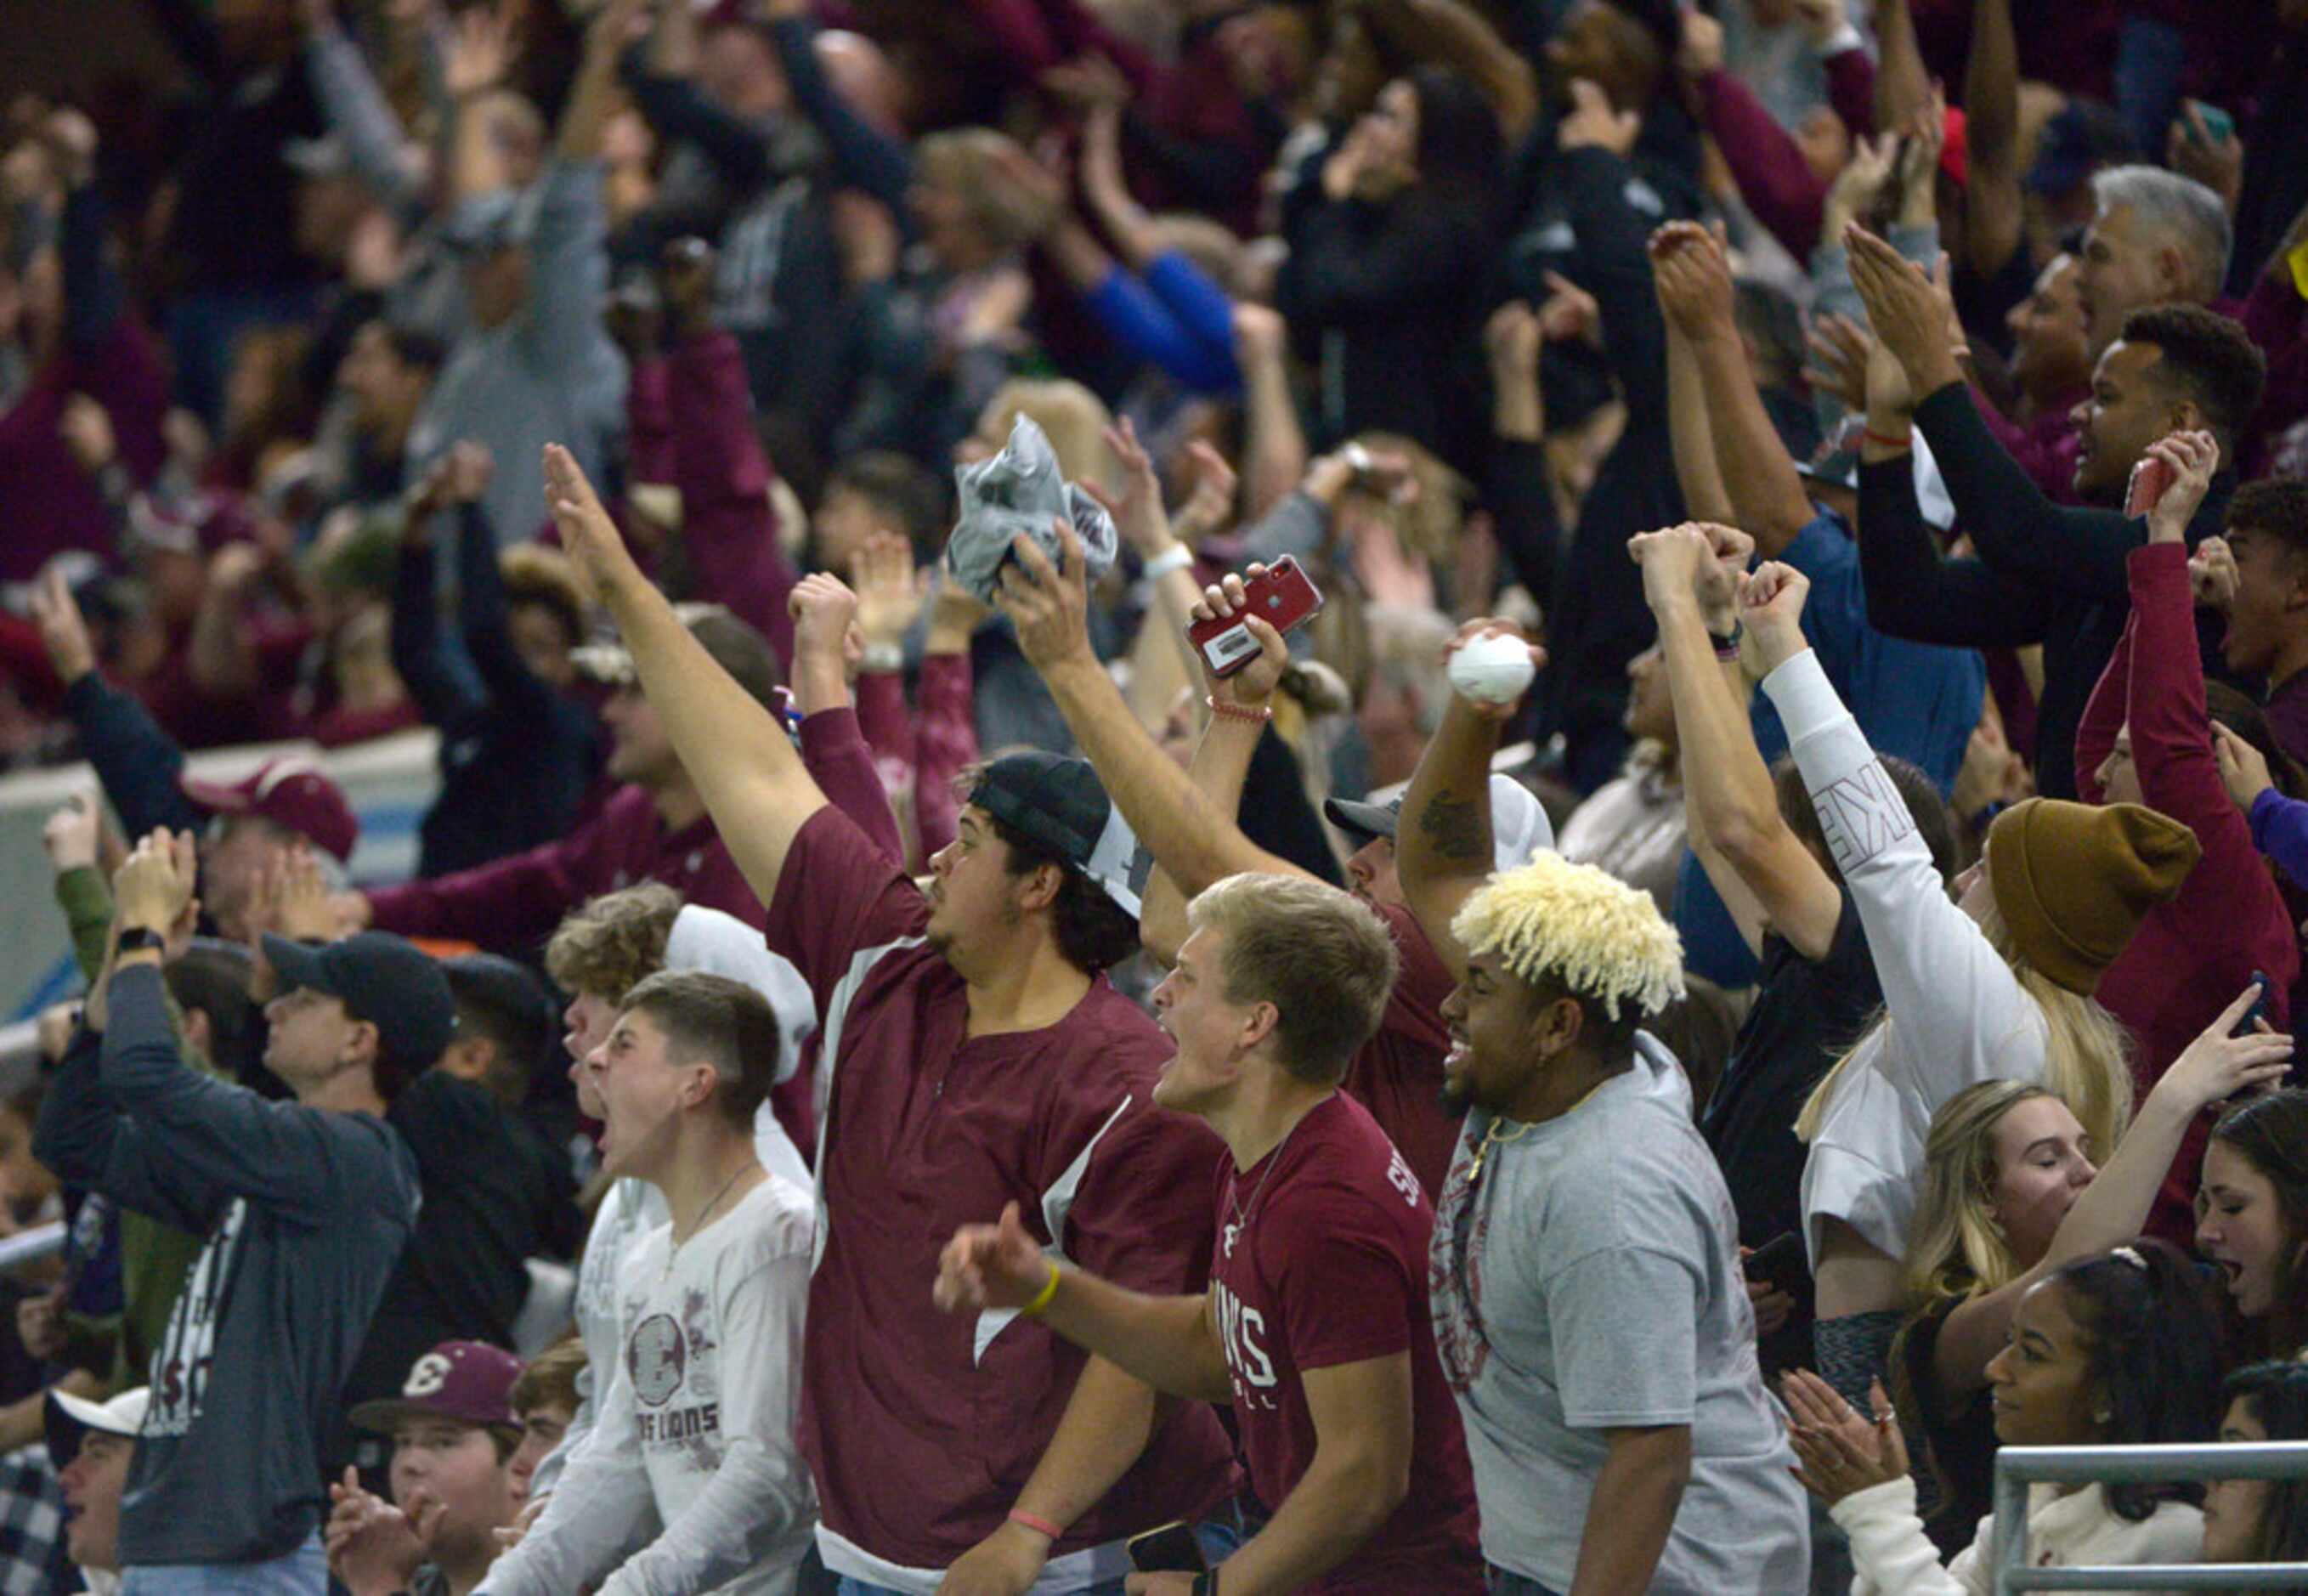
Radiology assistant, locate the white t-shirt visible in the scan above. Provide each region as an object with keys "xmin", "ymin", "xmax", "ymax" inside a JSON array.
[{"xmin": 481, "ymin": 1172, "xmax": 818, "ymax": 1595}]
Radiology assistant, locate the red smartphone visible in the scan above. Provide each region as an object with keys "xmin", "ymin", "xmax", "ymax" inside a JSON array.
[
  {"xmin": 2126, "ymin": 447, "xmax": 2177, "ymax": 520},
  {"xmin": 1186, "ymin": 556, "xmax": 1326, "ymax": 677}
]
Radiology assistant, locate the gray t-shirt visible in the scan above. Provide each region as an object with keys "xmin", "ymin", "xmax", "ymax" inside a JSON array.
[{"xmin": 1430, "ymin": 1034, "xmax": 1809, "ymax": 1592}]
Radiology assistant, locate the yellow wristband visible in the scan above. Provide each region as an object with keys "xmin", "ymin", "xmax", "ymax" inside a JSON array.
[
  {"xmin": 1021, "ymin": 1262, "xmax": 1061, "ymax": 1317},
  {"xmin": 2288, "ymin": 239, "xmax": 2308, "ymax": 303}
]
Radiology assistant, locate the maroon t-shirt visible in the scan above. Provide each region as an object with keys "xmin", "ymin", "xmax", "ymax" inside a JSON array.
[
  {"xmin": 1209, "ymin": 1091, "xmax": 1485, "ymax": 1593},
  {"xmin": 1341, "ymin": 903, "xmax": 1466, "ymax": 1200},
  {"xmin": 767, "ymin": 807, "xmax": 1236, "ymax": 1571}
]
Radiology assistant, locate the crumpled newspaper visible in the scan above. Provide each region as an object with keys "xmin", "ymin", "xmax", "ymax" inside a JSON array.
[{"xmin": 944, "ymin": 415, "xmax": 1119, "ymax": 602}]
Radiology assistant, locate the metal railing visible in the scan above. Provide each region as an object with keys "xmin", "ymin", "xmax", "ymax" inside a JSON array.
[{"xmin": 1993, "ymin": 1441, "xmax": 2308, "ymax": 1591}]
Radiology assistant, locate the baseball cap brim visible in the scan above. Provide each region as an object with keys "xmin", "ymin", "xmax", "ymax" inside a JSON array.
[
  {"xmin": 346, "ymin": 1396, "xmax": 453, "ymax": 1436},
  {"xmin": 261, "ymin": 933, "xmax": 341, "ymax": 1002},
  {"xmin": 44, "ymin": 1387, "xmax": 138, "ymax": 1465},
  {"xmin": 1323, "ymin": 797, "xmax": 1399, "ymax": 847}
]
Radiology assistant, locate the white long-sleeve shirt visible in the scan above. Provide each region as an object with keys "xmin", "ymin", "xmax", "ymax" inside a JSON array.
[
  {"xmin": 1762, "ymin": 648, "xmax": 2050, "ymax": 1267},
  {"xmin": 1832, "ymin": 1473, "xmax": 2202, "ymax": 1594},
  {"xmin": 528, "ymin": 905, "xmax": 816, "ymax": 1503},
  {"xmin": 480, "ymin": 1173, "xmax": 818, "ymax": 1595}
]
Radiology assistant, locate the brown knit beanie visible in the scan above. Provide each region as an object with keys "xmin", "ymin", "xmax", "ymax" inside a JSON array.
[{"xmin": 1983, "ymin": 798, "xmax": 2201, "ymax": 995}]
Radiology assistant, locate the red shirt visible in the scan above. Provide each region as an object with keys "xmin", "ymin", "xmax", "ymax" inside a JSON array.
[
  {"xmin": 768, "ymin": 807, "xmax": 1236, "ymax": 1571},
  {"xmin": 1343, "ymin": 904, "xmax": 1466, "ymax": 1200},
  {"xmin": 368, "ymin": 784, "xmax": 763, "ymax": 948},
  {"xmin": 1208, "ymin": 1092, "xmax": 1484, "ymax": 1593},
  {"xmin": 2076, "ymin": 545, "xmax": 2300, "ymax": 1240}
]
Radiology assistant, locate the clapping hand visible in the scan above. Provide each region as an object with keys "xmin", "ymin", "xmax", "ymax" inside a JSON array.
[
  {"xmin": 111, "ymin": 829, "xmax": 197, "ymax": 939},
  {"xmin": 325, "ymin": 1467, "xmax": 425, "ymax": 1596},
  {"xmin": 1782, "ymin": 1371, "xmax": 1908, "ymax": 1504},
  {"xmin": 1844, "ymin": 229, "xmax": 1966, "ymax": 400}
]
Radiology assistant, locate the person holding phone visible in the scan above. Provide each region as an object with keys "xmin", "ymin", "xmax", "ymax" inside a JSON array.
[
  {"xmin": 1889, "ymin": 991, "xmax": 2288, "ymax": 1555},
  {"xmin": 934, "ymin": 871, "xmax": 1485, "ymax": 1595}
]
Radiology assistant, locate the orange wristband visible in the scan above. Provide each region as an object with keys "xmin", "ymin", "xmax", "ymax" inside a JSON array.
[{"xmin": 1009, "ymin": 1508, "xmax": 1063, "ymax": 1541}]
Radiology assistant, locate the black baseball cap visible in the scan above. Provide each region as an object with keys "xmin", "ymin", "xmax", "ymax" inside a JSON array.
[
  {"xmin": 262, "ymin": 931, "xmax": 456, "ymax": 1078},
  {"xmin": 968, "ymin": 752, "xmax": 1145, "ymax": 916}
]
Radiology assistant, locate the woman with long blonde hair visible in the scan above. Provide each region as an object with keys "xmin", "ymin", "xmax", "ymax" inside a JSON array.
[
  {"xmin": 1892, "ymin": 997, "xmax": 2289, "ymax": 1550},
  {"xmin": 1735, "ymin": 560, "xmax": 2200, "ymax": 1416}
]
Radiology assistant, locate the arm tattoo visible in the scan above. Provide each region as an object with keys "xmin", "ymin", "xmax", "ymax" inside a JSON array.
[{"xmin": 1417, "ymin": 793, "xmax": 1491, "ymax": 863}]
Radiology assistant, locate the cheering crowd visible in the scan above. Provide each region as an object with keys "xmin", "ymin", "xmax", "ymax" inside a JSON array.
[{"xmin": 11, "ymin": 0, "xmax": 2308, "ymax": 1590}]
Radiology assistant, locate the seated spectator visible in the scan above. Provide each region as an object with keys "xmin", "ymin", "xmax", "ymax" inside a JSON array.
[
  {"xmin": 1553, "ymin": 641, "xmax": 1683, "ymax": 915},
  {"xmin": 390, "ymin": 443, "xmax": 598, "ymax": 880},
  {"xmin": 1394, "ymin": 617, "xmax": 1811, "ymax": 1593},
  {"xmin": 1788, "ymin": 1242, "xmax": 2224, "ymax": 1588},
  {"xmin": 478, "ymin": 971, "xmax": 817, "ymax": 1595},
  {"xmin": 327, "ymin": 1341, "xmax": 528, "ymax": 1596},
  {"xmin": 34, "ymin": 837, "xmax": 443, "ymax": 1590},
  {"xmin": 2204, "ymin": 1359, "xmax": 2308, "ymax": 1573},
  {"xmin": 2197, "ymin": 1090, "xmax": 2308, "ymax": 1364},
  {"xmin": 935, "ymin": 872, "xmax": 1485, "ymax": 1592},
  {"xmin": 45, "ymin": 1384, "xmax": 149, "ymax": 1596},
  {"xmin": 1892, "ymin": 997, "xmax": 2288, "ymax": 1554},
  {"xmin": 504, "ymin": 1338, "xmax": 584, "ymax": 1509},
  {"xmin": 1743, "ymin": 557, "xmax": 2193, "ymax": 1406}
]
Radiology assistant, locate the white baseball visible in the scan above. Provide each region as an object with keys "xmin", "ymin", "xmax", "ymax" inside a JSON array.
[{"xmin": 1447, "ymin": 631, "xmax": 1536, "ymax": 704}]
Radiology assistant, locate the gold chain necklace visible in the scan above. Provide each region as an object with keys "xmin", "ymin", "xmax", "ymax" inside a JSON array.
[{"xmin": 1462, "ymin": 1118, "xmax": 1537, "ymax": 1187}]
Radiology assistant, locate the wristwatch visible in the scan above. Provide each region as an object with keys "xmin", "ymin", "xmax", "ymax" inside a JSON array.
[{"xmin": 115, "ymin": 927, "xmax": 167, "ymax": 956}]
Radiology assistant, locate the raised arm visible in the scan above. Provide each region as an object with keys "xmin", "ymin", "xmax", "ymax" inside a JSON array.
[
  {"xmin": 993, "ymin": 523, "xmax": 1310, "ymax": 897},
  {"xmin": 1870, "ymin": 0, "xmax": 1933, "ymax": 134},
  {"xmin": 542, "ymin": 444, "xmax": 827, "ymax": 911},
  {"xmin": 1485, "ymin": 301, "xmax": 1571, "ymax": 591},
  {"xmin": 1747, "ymin": 565, "xmax": 2038, "ymax": 1095},
  {"xmin": 1962, "ymin": 0, "xmax": 2024, "ymax": 282},
  {"xmin": 31, "ymin": 568, "xmax": 202, "ymax": 840},
  {"xmin": 1847, "ymin": 227, "xmax": 2140, "ymax": 605},
  {"xmin": 1398, "ymin": 622, "xmax": 1542, "ymax": 977},
  {"xmin": 1928, "ymin": 988, "xmax": 2291, "ymax": 1403},
  {"xmin": 303, "ymin": 5, "xmax": 426, "ymax": 217},
  {"xmin": 1633, "ymin": 525, "xmax": 1844, "ymax": 963},
  {"xmin": 1654, "ymin": 222, "xmax": 1816, "ymax": 554}
]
